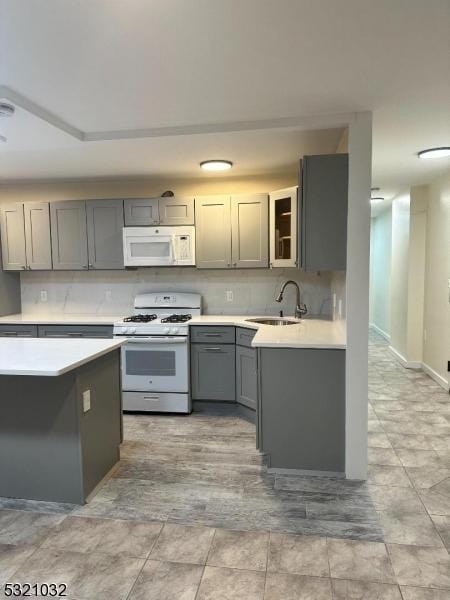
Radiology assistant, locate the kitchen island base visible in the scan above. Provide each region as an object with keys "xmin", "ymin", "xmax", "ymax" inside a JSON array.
[{"xmin": 0, "ymin": 350, "xmax": 121, "ymax": 505}]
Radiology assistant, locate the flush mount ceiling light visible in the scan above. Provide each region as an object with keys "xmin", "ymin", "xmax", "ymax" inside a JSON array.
[
  {"xmin": 200, "ymin": 160, "xmax": 233, "ymax": 171},
  {"xmin": 418, "ymin": 147, "xmax": 450, "ymax": 159},
  {"xmin": 0, "ymin": 134, "xmax": 6, "ymax": 143},
  {"xmin": 0, "ymin": 103, "xmax": 15, "ymax": 117},
  {"xmin": 370, "ymin": 197, "xmax": 384, "ymax": 204}
]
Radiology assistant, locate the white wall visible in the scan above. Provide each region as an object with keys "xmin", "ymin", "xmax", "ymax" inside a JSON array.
[
  {"xmin": 390, "ymin": 193, "xmax": 411, "ymax": 358},
  {"xmin": 369, "ymin": 208, "xmax": 392, "ymax": 339},
  {"xmin": 423, "ymin": 171, "xmax": 450, "ymax": 387}
]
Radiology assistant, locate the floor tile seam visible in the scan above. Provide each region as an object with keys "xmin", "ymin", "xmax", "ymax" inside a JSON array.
[
  {"xmin": 203, "ymin": 527, "xmax": 218, "ymax": 566},
  {"xmin": 123, "ymin": 551, "xmax": 153, "ymax": 600}
]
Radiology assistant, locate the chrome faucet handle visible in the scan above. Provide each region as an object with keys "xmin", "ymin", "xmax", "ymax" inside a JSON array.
[{"xmin": 296, "ymin": 303, "xmax": 308, "ymax": 318}]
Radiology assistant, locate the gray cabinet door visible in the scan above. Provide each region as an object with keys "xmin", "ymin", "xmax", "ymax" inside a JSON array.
[
  {"xmin": 24, "ymin": 202, "xmax": 52, "ymax": 270},
  {"xmin": 0, "ymin": 324, "xmax": 38, "ymax": 337},
  {"xmin": 191, "ymin": 344, "xmax": 236, "ymax": 401},
  {"xmin": 37, "ymin": 325, "xmax": 113, "ymax": 338},
  {"xmin": 50, "ymin": 201, "xmax": 88, "ymax": 270},
  {"xmin": 124, "ymin": 198, "xmax": 160, "ymax": 226},
  {"xmin": 159, "ymin": 197, "xmax": 195, "ymax": 225},
  {"xmin": 195, "ymin": 196, "xmax": 232, "ymax": 269},
  {"xmin": 236, "ymin": 345, "xmax": 257, "ymax": 410},
  {"xmin": 300, "ymin": 154, "xmax": 348, "ymax": 272},
  {"xmin": 231, "ymin": 194, "xmax": 268, "ymax": 268},
  {"xmin": 0, "ymin": 204, "xmax": 26, "ymax": 271},
  {"xmin": 86, "ymin": 200, "xmax": 124, "ymax": 270}
]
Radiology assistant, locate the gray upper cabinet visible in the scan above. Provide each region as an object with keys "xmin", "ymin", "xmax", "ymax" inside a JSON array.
[
  {"xmin": 86, "ymin": 199, "xmax": 124, "ymax": 270},
  {"xmin": 159, "ymin": 196, "xmax": 194, "ymax": 225},
  {"xmin": 195, "ymin": 196, "xmax": 232, "ymax": 269},
  {"xmin": 269, "ymin": 187, "xmax": 298, "ymax": 268},
  {"xmin": 231, "ymin": 194, "xmax": 268, "ymax": 268},
  {"xmin": 24, "ymin": 202, "xmax": 53, "ymax": 270},
  {"xmin": 0, "ymin": 203, "xmax": 27, "ymax": 271},
  {"xmin": 300, "ymin": 154, "xmax": 348, "ymax": 272},
  {"xmin": 50, "ymin": 201, "xmax": 88, "ymax": 270},
  {"xmin": 124, "ymin": 198, "xmax": 159, "ymax": 226}
]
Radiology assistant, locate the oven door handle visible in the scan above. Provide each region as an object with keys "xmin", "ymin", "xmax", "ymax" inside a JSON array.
[{"xmin": 116, "ymin": 336, "xmax": 187, "ymax": 344}]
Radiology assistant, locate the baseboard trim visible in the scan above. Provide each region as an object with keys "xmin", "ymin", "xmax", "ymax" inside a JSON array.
[
  {"xmin": 369, "ymin": 322, "xmax": 391, "ymax": 342},
  {"xmin": 268, "ymin": 467, "xmax": 345, "ymax": 478},
  {"xmin": 422, "ymin": 362, "xmax": 450, "ymax": 391},
  {"xmin": 388, "ymin": 345, "xmax": 422, "ymax": 370}
]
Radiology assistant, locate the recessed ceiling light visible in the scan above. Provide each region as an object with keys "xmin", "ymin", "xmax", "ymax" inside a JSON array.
[
  {"xmin": 0, "ymin": 134, "xmax": 6, "ymax": 143},
  {"xmin": 418, "ymin": 147, "xmax": 450, "ymax": 159},
  {"xmin": 0, "ymin": 103, "xmax": 15, "ymax": 117},
  {"xmin": 200, "ymin": 160, "xmax": 233, "ymax": 171},
  {"xmin": 370, "ymin": 197, "xmax": 384, "ymax": 204}
]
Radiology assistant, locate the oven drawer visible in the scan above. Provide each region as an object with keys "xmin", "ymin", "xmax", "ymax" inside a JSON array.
[
  {"xmin": 236, "ymin": 327, "xmax": 256, "ymax": 348},
  {"xmin": 190, "ymin": 326, "xmax": 235, "ymax": 344},
  {"xmin": 123, "ymin": 391, "xmax": 190, "ymax": 413}
]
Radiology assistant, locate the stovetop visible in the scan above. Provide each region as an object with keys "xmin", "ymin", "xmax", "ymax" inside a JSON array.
[
  {"xmin": 124, "ymin": 314, "xmax": 158, "ymax": 323},
  {"xmin": 161, "ymin": 314, "xmax": 192, "ymax": 323}
]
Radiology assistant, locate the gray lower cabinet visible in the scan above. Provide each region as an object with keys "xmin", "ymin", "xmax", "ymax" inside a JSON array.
[
  {"xmin": 300, "ymin": 154, "xmax": 348, "ymax": 271},
  {"xmin": 259, "ymin": 347, "xmax": 345, "ymax": 473},
  {"xmin": 236, "ymin": 345, "xmax": 257, "ymax": 410},
  {"xmin": 231, "ymin": 194, "xmax": 268, "ymax": 268},
  {"xmin": 37, "ymin": 325, "xmax": 113, "ymax": 339},
  {"xmin": 0, "ymin": 203, "xmax": 27, "ymax": 271},
  {"xmin": 50, "ymin": 201, "xmax": 88, "ymax": 270},
  {"xmin": 0, "ymin": 324, "xmax": 38, "ymax": 337},
  {"xmin": 191, "ymin": 343, "xmax": 236, "ymax": 402},
  {"xmin": 86, "ymin": 199, "xmax": 124, "ymax": 269}
]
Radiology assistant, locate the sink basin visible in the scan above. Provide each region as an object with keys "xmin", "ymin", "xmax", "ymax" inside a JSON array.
[{"xmin": 245, "ymin": 317, "xmax": 298, "ymax": 326}]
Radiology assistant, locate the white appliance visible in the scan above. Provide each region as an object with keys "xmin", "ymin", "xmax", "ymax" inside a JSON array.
[
  {"xmin": 123, "ymin": 226, "xmax": 195, "ymax": 267},
  {"xmin": 113, "ymin": 292, "xmax": 201, "ymax": 413}
]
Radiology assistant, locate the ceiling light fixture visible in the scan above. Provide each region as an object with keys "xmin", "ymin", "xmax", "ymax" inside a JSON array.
[
  {"xmin": 200, "ymin": 160, "xmax": 233, "ymax": 171},
  {"xmin": 370, "ymin": 197, "xmax": 384, "ymax": 204},
  {"xmin": 0, "ymin": 134, "xmax": 6, "ymax": 143},
  {"xmin": 418, "ymin": 147, "xmax": 450, "ymax": 159},
  {"xmin": 0, "ymin": 103, "xmax": 15, "ymax": 117}
]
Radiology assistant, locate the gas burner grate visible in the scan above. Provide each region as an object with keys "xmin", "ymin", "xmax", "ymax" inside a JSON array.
[
  {"xmin": 161, "ymin": 314, "xmax": 192, "ymax": 323},
  {"xmin": 124, "ymin": 314, "xmax": 158, "ymax": 323}
]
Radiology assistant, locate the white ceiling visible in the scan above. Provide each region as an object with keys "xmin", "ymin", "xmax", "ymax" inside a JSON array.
[{"xmin": 0, "ymin": 0, "xmax": 449, "ymax": 201}]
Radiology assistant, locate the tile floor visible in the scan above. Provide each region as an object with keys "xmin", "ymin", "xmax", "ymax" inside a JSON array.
[{"xmin": 0, "ymin": 331, "xmax": 449, "ymax": 599}]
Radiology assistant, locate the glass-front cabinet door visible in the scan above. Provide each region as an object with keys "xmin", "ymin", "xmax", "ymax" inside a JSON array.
[{"xmin": 269, "ymin": 186, "xmax": 298, "ymax": 268}]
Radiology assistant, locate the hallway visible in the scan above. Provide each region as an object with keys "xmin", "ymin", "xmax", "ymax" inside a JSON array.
[{"xmin": 0, "ymin": 332, "xmax": 449, "ymax": 599}]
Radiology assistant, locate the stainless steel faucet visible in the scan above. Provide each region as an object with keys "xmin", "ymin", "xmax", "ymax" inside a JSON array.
[{"xmin": 275, "ymin": 280, "xmax": 307, "ymax": 319}]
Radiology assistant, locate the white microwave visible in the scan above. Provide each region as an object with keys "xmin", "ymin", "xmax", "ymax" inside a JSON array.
[{"xmin": 123, "ymin": 226, "xmax": 195, "ymax": 267}]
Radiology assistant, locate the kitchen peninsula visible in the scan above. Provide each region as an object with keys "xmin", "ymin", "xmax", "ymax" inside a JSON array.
[{"xmin": 0, "ymin": 337, "xmax": 124, "ymax": 504}]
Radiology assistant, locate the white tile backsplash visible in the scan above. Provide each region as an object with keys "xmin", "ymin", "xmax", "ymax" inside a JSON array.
[{"xmin": 20, "ymin": 268, "xmax": 332, "ymax": 318}]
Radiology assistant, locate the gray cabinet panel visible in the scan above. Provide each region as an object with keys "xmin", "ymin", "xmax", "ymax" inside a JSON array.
[
  {"xmin": 37, "ymin": 324, "xmax": 113, "ymax": 339},
  {"xmin": 50, "ymin": 201, "xmax": 88, "ymax": 270},
  {"xmin": 236, "ymin": 327, "xmax": 256, "ymax": 348},
  {"xmin": 231, "ymin": 194, "xmax": 268, "ymax": 268},
  {"xmin": 24, "ymin": 202, "xmax": 52, "ymax": 270},
  {"xmin": 124, "ymin": 198, "xmax": 159, "ymax": 226},
  {"xmin": 190, "ymin": 326, "xmax": 235, "ymax": 344},
  {"xmin": 159, "ymin": 197, "xmax": 195, "ymax": 225},
  {"xmin": 259, "ymin": 348, "xmax": 345, "ymax": 472},
  {"xmin": 195, "ymin": 196, "xmax": 232, "ymax": 269},
  {"xmin": 0, "ymin": 324, "xmax": 38, "ymax": 337},
  {"xmin": 236, "ymin": 345, "xmax": 257, "ymax": 410},
  {"xmin": 87, "ymin": 200, "xmax": 124, "ymax": 270},
  {"xmin": 0, "ymin": 204, "xmax": 26, "ymax": 271},
  {"xmin": 191, "ymin": 344, "xmax": 236, "ymax": 401},
  {"xmin": 300, "ymin": 154, "xmax": 348, "ymax": 272}
]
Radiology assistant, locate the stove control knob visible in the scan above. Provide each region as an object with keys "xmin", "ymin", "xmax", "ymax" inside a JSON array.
[
  {"xmin": 129, "ymin": 327, "xmax": 137, "ymax": 334},
  {"xmin": 172, "ymin": 327, "xmax": 179, "ymax": 334},
  {"xmin": 125, "ymin": 327, "xmax": 131, "ymax": 334},
  {"xmin": 164, "ymin": 327, "xmax": 170, "ymax": 334}
]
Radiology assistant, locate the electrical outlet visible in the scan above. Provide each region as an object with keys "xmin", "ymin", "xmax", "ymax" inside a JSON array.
[
  {"xmin": 105, "ymin": 290, "xmax": 112, "ymax": 303},
  {"xmin": 82, "ymin": 390, "xmax": 91, "ymax": 413},
  {"xmin": 338, "ymin": 299, "xmax": 342, "ymax": 318},
  {"xmin": 226, "ymin": 290, "xmax": 233, "ymax": 302},
  {"xmin": 40, "ymin": 290, "xmax": 47, "ymax": 303}
]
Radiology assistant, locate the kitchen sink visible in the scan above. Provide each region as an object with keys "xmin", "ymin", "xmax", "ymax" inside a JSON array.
[{"xmin": 245, "ymin": 317, "xmax": 299, "ymax": 326}]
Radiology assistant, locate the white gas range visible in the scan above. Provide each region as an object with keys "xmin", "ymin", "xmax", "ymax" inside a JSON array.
[{"xmin": 113, "ymin": 292, "xmax": 201, "ymax": 413}]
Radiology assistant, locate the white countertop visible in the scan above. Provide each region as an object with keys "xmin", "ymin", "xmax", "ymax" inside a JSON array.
[
  {"xmin": 0, "ymin": 313, "xmax": 124, "ymax": 325},
  {"xmin": 189, "ymin": 316, "xmax": 346, "ymax": 349},
  {"xmin": 0, "ymin": 338, "xmax": 125, "ymax": 376}
]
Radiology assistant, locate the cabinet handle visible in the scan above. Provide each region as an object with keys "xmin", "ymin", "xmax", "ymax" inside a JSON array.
[
  {"xmin": 83, "ymin": 265, "xmax": 88, "ymax": 269},
  {"xmin": 1, "ymin": 331, "xmax": 18, "ymax": 336},
  {"xmin": 227, "ymin": 263, "xmax": 231, "ymax": 267},
  {"xmin": 88, "ymin": 263, "xmax": 93, "ymax": 268},
  {"xmin": 203, "ymin": 333, "xmax": 221, "ymax": 337},
  {"xmin": 204, "ymin": 347, "xmax": 223, "ymax": 352},
  {"xmin": 233, "ymin": 262, "xmax": 237, "ymax": 267}
]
